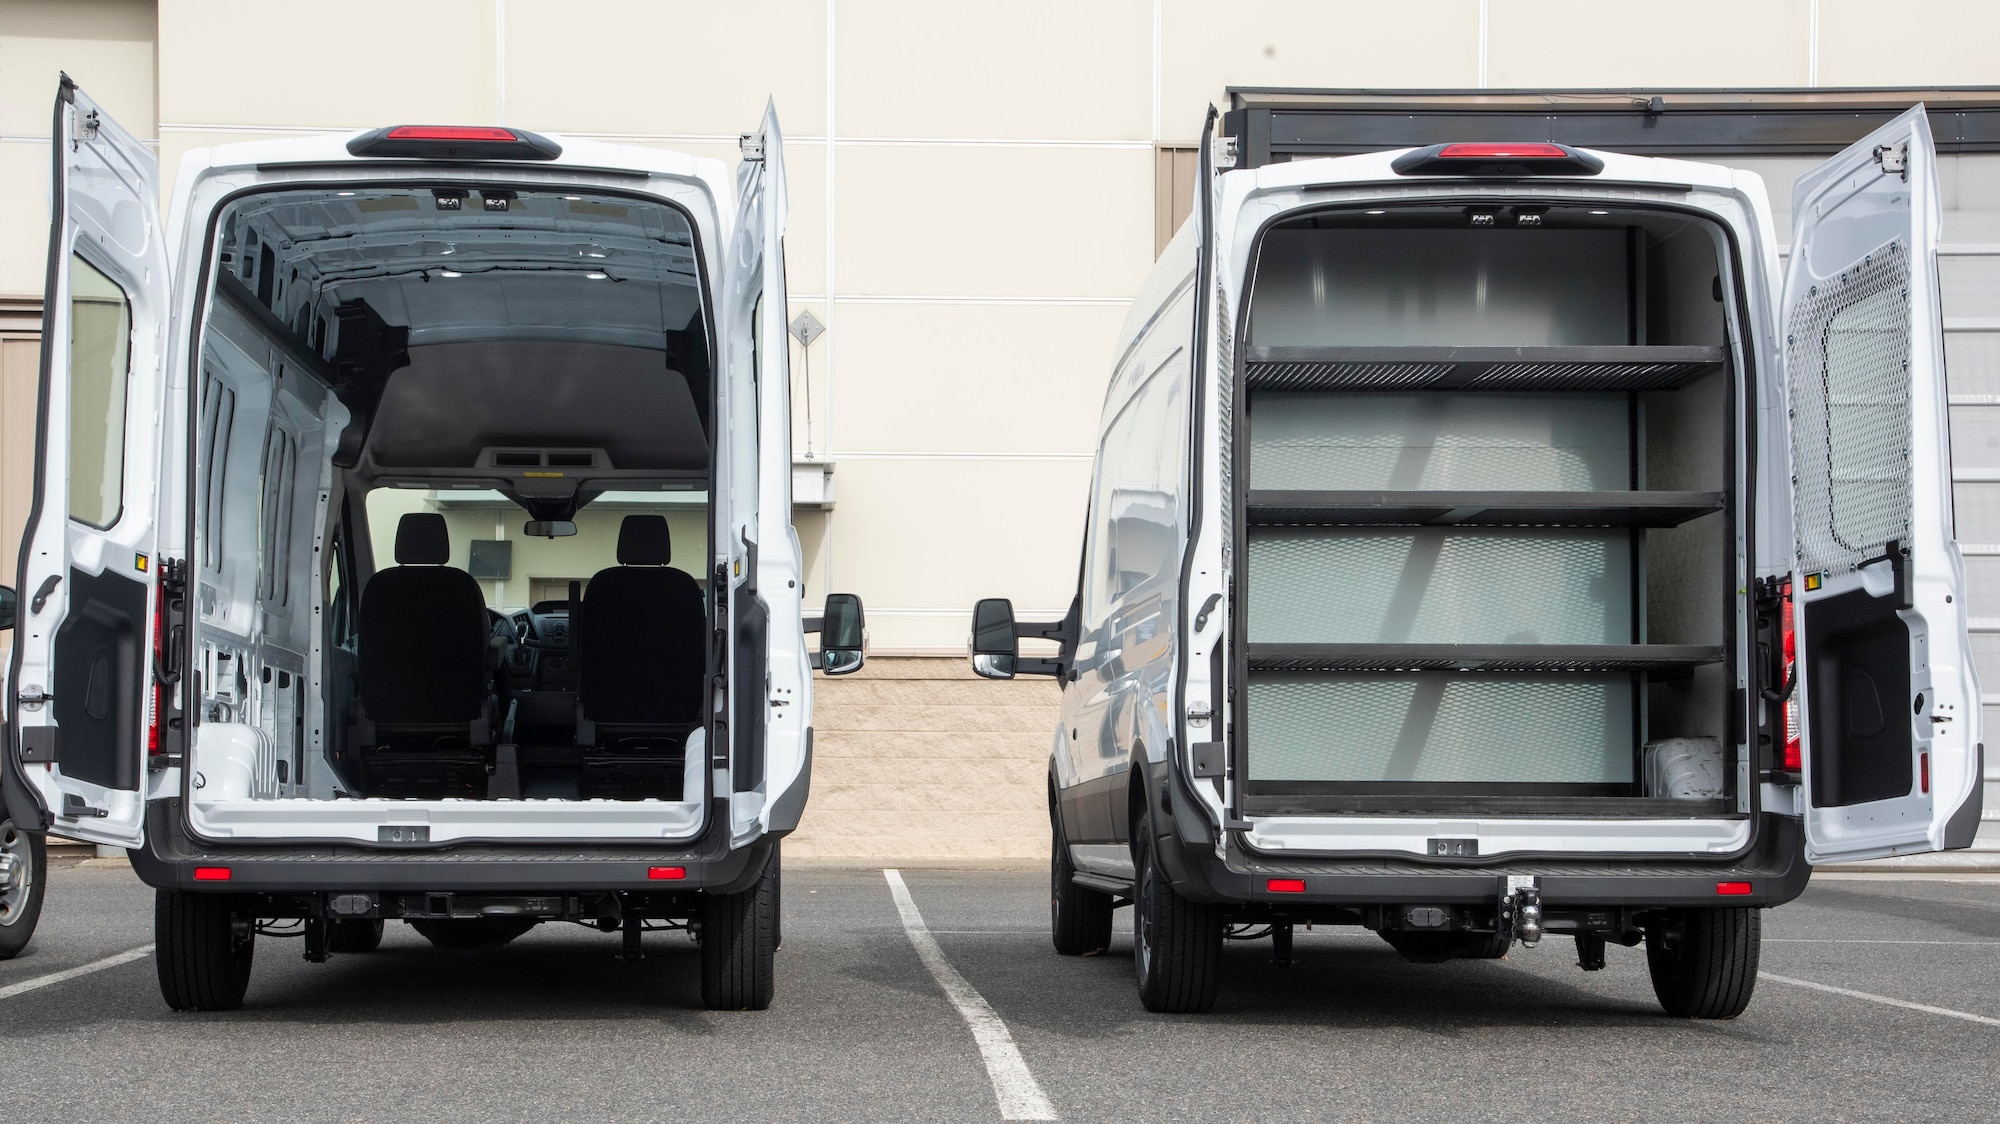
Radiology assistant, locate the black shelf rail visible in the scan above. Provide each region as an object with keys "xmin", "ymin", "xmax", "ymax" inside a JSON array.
[
  {"xmin": 1246, "ymin": 344, "xmax": 1725, "ymax": 392},
  {"xmin": 1247, "ymin": 643, "xmax": 1726, "ymax": 673},
  {"xmin": 1246, "ymin": 489, "xmax": 1725, "ymax": 528}
]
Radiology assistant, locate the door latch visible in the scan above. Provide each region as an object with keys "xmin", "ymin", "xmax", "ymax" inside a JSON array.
[
  {"xmin": 1874, "ymin": 142, "xmax": 1908, "ymax": 179},
  {"xmin": 30, "ymin": 573, "xmax": 61, "ymax": 614}
]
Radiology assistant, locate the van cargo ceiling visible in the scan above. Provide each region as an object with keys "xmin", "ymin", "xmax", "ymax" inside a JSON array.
[
  {"xmin": 206, "ymin": 185, "xmax": 713, "ymax": 474},
  {"xmin": 367, "ymin": 341, "xmax": 707, "ymax": 471}
]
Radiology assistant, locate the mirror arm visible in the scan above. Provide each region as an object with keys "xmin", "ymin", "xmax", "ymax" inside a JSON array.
[{"xmin": 1010, "ymin": 606, "xmax": 1079, "ymax": 679}]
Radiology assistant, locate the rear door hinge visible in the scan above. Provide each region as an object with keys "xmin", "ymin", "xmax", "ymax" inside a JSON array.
[
  {"xmin": 1874, "ymin": 141, "xmax": 1908, "ymax": 179},
  {"xmin": 739, "ymin": 133, "xmax": 765, "ymax": 162},
  {"xmin": 71, "ymin": 107, "xmax": 99, "ymax": 145}
]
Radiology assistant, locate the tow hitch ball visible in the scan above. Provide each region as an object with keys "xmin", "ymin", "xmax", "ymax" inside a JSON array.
[{"xmin": 1500, "ymin": 875, "xmax": 1542, "ymax": 947}]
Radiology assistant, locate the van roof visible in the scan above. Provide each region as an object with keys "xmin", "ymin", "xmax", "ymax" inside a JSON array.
[
  {"xmin": 1249, "ymin": 144, "xmax": 1746, "ymax": 193},
  {"xmin": 170, "ymin": 129, "xmax": 733, "ymax": 206}
]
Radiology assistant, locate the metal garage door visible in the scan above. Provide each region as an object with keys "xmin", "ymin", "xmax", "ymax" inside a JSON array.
[{"xmin": 1223, "ymin": 88, "xmax": 2000, "ymax": 852}]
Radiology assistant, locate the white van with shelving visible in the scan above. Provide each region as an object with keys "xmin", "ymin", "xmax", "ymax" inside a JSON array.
[
  {"xmin": 4, "ymin": 77, "xmax": 866, "ymax": 1012},
  {"xmin": 971, "ymin": 106, "xmax": 1982, "ymax": 1017}
]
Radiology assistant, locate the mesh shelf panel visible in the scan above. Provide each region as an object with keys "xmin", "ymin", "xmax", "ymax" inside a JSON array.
[
  {"xmin": 1248, "ymin": 527, "xmax": 1631, "ymax": 645},
  {"xmin": 1249, "ymin": 391, "xmax": 1628, "ymax": 491},
  {"xmin": 1246, "ymin": 671, "xmax": 1635, "ymax": 784}
]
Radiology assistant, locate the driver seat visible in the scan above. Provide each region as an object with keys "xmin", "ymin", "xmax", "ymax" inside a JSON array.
[{"xmin": 574, "ymin": 516, "xmax": 705, "ymax": 794}]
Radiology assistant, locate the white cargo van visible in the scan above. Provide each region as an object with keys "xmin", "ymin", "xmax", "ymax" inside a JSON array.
[
  {"xmin": 971, "ymin": 106, "xmax": 1983, "ymax": 1017},
  {"xmin": 2, "ymin": 77, "xmax": 867, "ymax": 1011}
]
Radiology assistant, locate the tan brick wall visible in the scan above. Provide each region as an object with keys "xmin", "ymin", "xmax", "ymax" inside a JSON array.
[{"xmin": 786, "ymin": 657, "xmax": 1058, "ymax": 862}]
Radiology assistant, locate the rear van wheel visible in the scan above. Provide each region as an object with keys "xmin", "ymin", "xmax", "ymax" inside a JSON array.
[
  {"xmin": 155, "ymin": 889, "xmax": 255, "ymax": 1011},
  {"xmin": 1051, "ymin": 818, "xmax": 1112, "ymax": 955},
  {"xmin": 700, "ymin": 848, "xmax": 778, "ymax": 1010},
  {"xmin": 1645, "ymin": 906, "xmax": 1760, "ymax": 1019},
  {"xmin": 1132, "ymin": 824, "xmax": 1222, "ymax": 1013},
  {"xmin": 0, "ymin": 820, "xmax": 47, "ymax": 960}
]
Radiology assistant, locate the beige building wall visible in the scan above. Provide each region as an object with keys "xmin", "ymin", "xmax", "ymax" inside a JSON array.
[{"xmin": 3, "ymin": 0, "xmax": 1999, "ymax": 858}]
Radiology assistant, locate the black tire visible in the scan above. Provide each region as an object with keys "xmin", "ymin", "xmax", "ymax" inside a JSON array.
[
  {"xmin": 1646, "ymin": 907, "xmax": 1761, "ymax": 1019},
  {"xmin": 407, "ymin": 917, "xmax": 536, "ymax": 951},
  {"xmin": 1051, "ymin": 815, "xmax": 1112, "ymax": 956},
  {"xmin": 155, "ymin": 889, "xmax": 255, "ymax": 1011},
  {"xmin": 0, "ymin": 819, "xmax": 47, "ymax": 960},
  {"xmin": 1132, "ymin": 823, "xmax": 1222, "ymax": 1013},
  {"xmin": 700, "ymin": 849, "xmax": 778, "ymax": 1010},
  {"xmin": 327, "ymin": 917, "xmax": 385, "ymax": 953}
]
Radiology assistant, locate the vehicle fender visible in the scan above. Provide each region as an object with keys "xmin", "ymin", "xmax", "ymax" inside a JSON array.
[
  {"xmin": 764, "ymin": 727, "xmax": 811, "ymax": 836},
  {"xmin": 1132, "ymin": 742, "xmax": 1224, "ymax": 902},
  {"xmin": 1942, "ymin": 740, "xmax": 1985, "ymax": 850}
]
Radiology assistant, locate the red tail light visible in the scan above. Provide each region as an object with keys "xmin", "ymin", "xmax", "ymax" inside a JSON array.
[
  {"xmin": 1267, "ymin": 878, "xmax": 1306, "ymax": 894},
  {"xmin": 385, "ymin": 125, "xmax": 518, "ymax": 142},
  {"xmin": 346, "ymin": 125, "xmax": 562, "ymax": 161},
  {"xmin": 647, "ymin": 866, "xmax": 686, "ymax": 881},
  {"xmin": 1781, "ymin": 581, "xmax": 1801, "ymax": 771},
  {"xmin": 1391, "ymin": 141, "xmax": 1605, "ymax": 176},
  {"xmin": 193, "ymin": 866, "xmax": 232, "ymax": 882},
  {"xmin": 147, "ymin": 580, "xmax": 167, "ymax": 757},
  {"xmin": 1437, "ymin": 142, "xmax": 1569, "ymax": 159},
  {"xmin": 1716, "ymin": 881, "xmax": 1752, "ymax": 896}
]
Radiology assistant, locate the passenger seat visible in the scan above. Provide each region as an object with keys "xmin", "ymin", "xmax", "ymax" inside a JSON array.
[
  {"xmin": 577, "ymin": 515, "xmax": 706, "ymax": 744},
  {"xmin": 352, "ymin": 512, "xmax": 495, "ymax": 795}
]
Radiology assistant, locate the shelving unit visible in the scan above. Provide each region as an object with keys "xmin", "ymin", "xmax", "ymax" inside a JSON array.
[{"xmin": 1232, "ymin": 210, "xmax": 1738, "ymax": 806}]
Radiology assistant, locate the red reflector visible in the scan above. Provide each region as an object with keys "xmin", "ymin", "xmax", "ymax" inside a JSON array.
[
  {"xmin": 1267, "ymin": 878, "xmax": 1306, "ymax": 894},
  {"xmin": 1437, "ymin": 142, "xmax": 1569, "ymax": 159},
  {"xmin": 647, "ymin": 866, "xmax": 686, "ymax": 881},
  {"xmin": 193, "ymin": 866, "xmax": 232, "ymax": 882},
  {"xmin": 1716, "ymin": 881, "xmax": 1752, "ymax": 896},
  {"xmin": 1920, "ymin": 751, "xmax": 1930, "ymax": 794},
  {"xmin": 385, "ymin": 125, "xmax": 518, "ymax": 142}
]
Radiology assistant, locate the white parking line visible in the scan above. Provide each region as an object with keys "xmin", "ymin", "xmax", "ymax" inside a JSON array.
[
  {"xmin": 1766, "ymin": 939, "xmax": 2000, "ymax": 945},
  {"xmin": 1759, "ymin": 972, "xmax": 2000, "ymax": 1027},
  {"xmin": 883, "ymin": 870, "xmax": 1057, "ymax": 1121},
  {"xmin": 0, "ymin": 946, "xmax": 152, "ymax": 1000}
]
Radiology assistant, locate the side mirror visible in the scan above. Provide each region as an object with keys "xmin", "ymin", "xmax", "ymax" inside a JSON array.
[
  {"xmin": 816, "ymin": 592, "xmax": 866, "ymax": 676},
  {"xmin": 522, "ymin": 520, "xmax": 577, "ymax": 538},
  {"xmin": 969, "ymin": 598, "xmax": 1018, "ymax": 680},
  {"xmin": 0, "ymin": 585, "xmax": 14, "ymax": 631}
]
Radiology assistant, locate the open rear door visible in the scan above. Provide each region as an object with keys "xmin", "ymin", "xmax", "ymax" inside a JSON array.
[
  {"xmin": 1785, "ymin": 105, "xmax": 1983, "ymax": 863},
  {"xmin": 717, "ymin": 101, "xmax": 794, "ymax": 843},
  {"xmin": 5, "ymin": 78, "xmax": 172, "ymax": 847}
]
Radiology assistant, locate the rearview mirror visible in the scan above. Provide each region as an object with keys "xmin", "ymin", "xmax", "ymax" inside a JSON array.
[
  {"xmin": 817, "ymin": 592, "xmax": 866, "ymax": 676},
  {"xmin": 522, "ymin": 520, "xmax": 577, "ymax": 538},
  {"xmin": 0, "ymin": 585, "xmax": 14, "ymax": 631},
  {"xmin": 970, "ymin": 598, "xmax": 1018, "ymax": 680}
]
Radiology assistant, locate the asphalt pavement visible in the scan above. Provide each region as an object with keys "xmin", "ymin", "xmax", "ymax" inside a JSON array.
[{"xmin": 1, "ymin": 857, "xmax": 1994, "ymax": 1122}]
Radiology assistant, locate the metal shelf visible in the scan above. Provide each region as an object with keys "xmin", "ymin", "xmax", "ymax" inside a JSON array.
[
  {"xmin": 1246, "ymin": 643, "xmax": 1726, "ymax": 673},
  {"xmin": 1245, "ymin": 344, "xmax": 1726, "ymax": 391},
  {"xmin": 1245, "ymin": 489, "xmax": 1725, "ymax": 528}
]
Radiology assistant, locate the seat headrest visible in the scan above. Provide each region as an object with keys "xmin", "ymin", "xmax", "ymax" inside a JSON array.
[
  {"xmin": 394, "ymin": 512, "xmax": 451, "ymax": 565},
  {"xmin": 617, "ymin": 515, "xmax": 673, "ymax": 565}
]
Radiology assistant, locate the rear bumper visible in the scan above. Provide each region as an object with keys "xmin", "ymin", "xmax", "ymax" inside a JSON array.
[
  {"xmin": 128, "ymin": 798, "xmax": 770, "ymax": 896},
  {"xmin": 1163, "ymin": 816, "xmax": 1810, "ymax": 909},
  {"xmin": 1149, "ymin": 763, "xmax": 1811, "ymax": 910}
]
